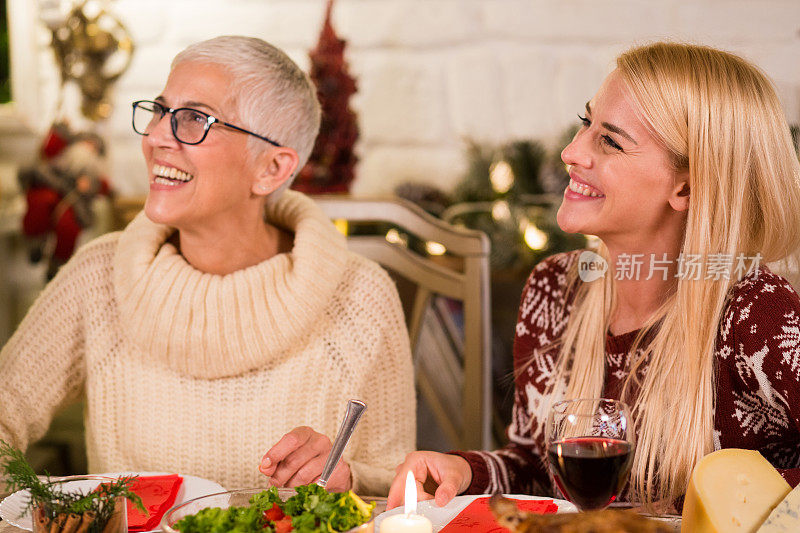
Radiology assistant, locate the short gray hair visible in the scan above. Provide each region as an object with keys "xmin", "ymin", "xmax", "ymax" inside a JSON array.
[{"xmin": 172, "ymin": 36, "xmax": 321, "ymax": 188}]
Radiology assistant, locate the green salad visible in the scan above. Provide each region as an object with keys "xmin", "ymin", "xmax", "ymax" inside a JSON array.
[{"xmin": 174, "ymin": 484, "xmax": 376, "ymax": 533}]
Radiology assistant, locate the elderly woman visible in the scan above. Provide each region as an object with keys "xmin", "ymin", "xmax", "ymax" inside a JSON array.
[
  {"xmin": 0, "ymin": 36, "xmax": 415, "ymax": 496},
  {"xmin": 389, "ymin": 42, "xmax": 800, "ymax": 510}
]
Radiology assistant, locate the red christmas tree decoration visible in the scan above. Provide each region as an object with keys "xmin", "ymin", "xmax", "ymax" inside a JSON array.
[{"xmin": 292, "ymin": 0, "xmax": 359, "ymax": 194}]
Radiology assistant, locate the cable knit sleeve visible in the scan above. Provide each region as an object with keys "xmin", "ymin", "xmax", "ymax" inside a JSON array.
[
  {"xmin": 714, "ymin": 268, "xmax": 800, "ymax": 487},
  {"xmin": 342, "ymin": 257, "xmax": 416, "ymax": 496},
  {"xmin": 0, "ymin": 237, "xmax": 112, "ymax": 450},
  {"xmin": 451, "ymin": 252, "xmax": 579, "ymax": 496}
]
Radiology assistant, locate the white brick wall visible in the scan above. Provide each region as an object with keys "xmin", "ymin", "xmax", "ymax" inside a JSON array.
[{"xmin": 3, "ymin": 0, "xmax": 800, "ymax": 197}]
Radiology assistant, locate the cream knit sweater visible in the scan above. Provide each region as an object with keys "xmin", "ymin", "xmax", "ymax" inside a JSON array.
[{"xmin": 0, "ymin": 191, "xmax": 415, "ymax": 495}]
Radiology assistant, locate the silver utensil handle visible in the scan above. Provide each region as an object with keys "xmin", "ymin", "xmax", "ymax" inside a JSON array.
[{"xmin": 317, "ymin": 399, "xmax": 367, "ymax": 488}]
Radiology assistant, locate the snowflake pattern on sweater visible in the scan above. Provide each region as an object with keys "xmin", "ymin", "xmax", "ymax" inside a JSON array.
[{"xmin": 455, "ymin": 250, "xmax": 800, "ymax": 497}]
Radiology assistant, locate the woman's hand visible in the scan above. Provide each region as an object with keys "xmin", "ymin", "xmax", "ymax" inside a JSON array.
[
  {"xmin": 387, "ymin": 451, "xmax": 473, "ymax": 509},
  {"xmin": 259, "ymin": 426, "xmax": 352, "ymax": 492}
]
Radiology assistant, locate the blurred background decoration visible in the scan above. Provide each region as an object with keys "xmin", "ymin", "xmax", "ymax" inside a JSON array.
[
  {"xmin": 293, "ymin": 0, "xmax": 359, "ymax": 194},
  {"xmin": 38, "ymin": 0, "xmax": 134, "ymax": 121},
  {"xmin": 18, "ymin": 124, "xmax": 112, "ymax": 280},
  {"xmin": 396, "ymin": 125, "xmax": 586, "ymax": 275},
  {"xmin": 443, "ymin": 131, "xmax": 585, "ymax": 275},
  {"xmin": 11, "ymin": 0, "xmax": 133, "ymax": 281}
]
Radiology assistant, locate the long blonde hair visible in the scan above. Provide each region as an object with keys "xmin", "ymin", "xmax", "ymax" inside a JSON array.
[{"xmin": 551, "ymin": 42, "xmax": 800, "ymax": 507}]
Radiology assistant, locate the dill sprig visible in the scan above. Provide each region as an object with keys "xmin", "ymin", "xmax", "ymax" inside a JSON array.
[
  {"xmin": 0, "ymin": 439, "xmax": 54, "ymax": 504},
  {"xmin": 1, "ymin": 439, "xmax": 145, "ymax": 532}
]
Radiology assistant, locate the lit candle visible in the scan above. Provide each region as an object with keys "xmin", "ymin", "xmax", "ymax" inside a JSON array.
[{"xmin": 379, "ymin": 472, "xmax": 433, "ymax": 533}]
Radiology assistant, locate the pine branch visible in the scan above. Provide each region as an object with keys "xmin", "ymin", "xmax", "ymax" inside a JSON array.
[{"xmin": 0, "ymin": 439, "xmax": 56, "ymax": 505}]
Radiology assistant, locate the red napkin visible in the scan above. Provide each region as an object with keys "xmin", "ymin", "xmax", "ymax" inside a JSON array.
[
  {"xmin": 126, "ymin": 474, "xmax": 184, "ymax": 532},
  {"xmin": 439, "ymin": 497, "xmax": 559, "ymax": 533}
]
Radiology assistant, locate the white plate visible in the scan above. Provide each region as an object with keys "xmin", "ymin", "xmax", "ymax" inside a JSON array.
[
  {"xmin": 0, "ymin": 471, "xmax": 225, "ymax": 531},
  {"xmin": 374, "ymin": 494, "xmax": 577, "ymax": 532}
]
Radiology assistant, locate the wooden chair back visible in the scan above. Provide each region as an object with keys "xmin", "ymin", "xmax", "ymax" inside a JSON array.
[{"xmin": 315, "ymin": 196, "xmax": 492, "ymax": 450}]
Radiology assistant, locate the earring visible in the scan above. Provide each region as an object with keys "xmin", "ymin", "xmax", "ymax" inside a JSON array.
[{"xmin": 258, "ymin": 185, "xmax": 267, "ymax": 191}]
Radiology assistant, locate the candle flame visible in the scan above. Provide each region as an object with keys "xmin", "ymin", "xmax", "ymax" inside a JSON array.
[{"xmin": 403, "ymin": 471, "xmax": 417, "ymax": 515}]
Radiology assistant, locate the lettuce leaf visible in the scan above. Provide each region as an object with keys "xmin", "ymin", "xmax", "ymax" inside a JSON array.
[{"xmin": 175, "ymin": 485, "xmax": 374, "ymax": 533}]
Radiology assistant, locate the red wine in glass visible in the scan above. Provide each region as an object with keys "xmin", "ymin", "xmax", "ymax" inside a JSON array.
[{"xmin": 547, "ymin": 436, "xmax": 633, "ymax": 511}]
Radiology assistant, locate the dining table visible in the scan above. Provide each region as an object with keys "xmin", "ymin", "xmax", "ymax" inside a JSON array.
[{"xmin": 0, "ymin": 494, "xmax": 682, "ymax": 533}]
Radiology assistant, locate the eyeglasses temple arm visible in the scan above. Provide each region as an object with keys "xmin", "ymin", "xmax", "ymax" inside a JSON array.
[{"xmin": 218, "ymin": 120, "xmax": 282, "ymax": 147}]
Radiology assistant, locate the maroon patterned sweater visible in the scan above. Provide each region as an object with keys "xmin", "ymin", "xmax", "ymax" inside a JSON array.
[{"xmin": 454, "ymin": 250, "xmax": 800, "ymax": 499}]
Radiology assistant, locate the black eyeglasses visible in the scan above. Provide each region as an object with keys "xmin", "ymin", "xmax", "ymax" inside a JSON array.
[{"xmin": 131, "ymin": 100, "xmax": 282, "ymax": 147}]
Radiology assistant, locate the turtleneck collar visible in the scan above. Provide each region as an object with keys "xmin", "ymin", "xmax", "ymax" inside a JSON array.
[{"xmin": 113, "ymin": 191, "xmax": 348, "ymax": 378}]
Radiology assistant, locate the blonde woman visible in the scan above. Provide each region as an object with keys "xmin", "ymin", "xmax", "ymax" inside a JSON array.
[{"xmin": 388, "ymin": 42, "xmax": 800, "ymax": 510}]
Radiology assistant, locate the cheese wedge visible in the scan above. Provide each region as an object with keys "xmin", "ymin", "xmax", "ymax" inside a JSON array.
[
  {"xmin": 681, "ymin": 449, "xmax": 791, "ymax": 533},
  {"xmin": 757, "ymin": 483, "xmax": 800, "ymax": 532}
]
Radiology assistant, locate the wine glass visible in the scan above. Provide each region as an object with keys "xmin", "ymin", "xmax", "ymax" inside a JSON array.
[{"xmin": 546, "ymin": 398, "xmax": 635, "ymax": 511}]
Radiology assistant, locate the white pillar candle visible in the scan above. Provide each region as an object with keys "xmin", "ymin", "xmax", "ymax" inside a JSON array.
[
  {"xmin": 379, "ymin": 472, "xmax": 433, "ymax": 533},
  {"xmin": 379, "ymin": 513, "xmax": 433, "ymax": 533}
]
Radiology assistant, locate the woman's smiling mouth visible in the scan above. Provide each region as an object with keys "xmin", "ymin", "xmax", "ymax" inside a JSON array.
[
  {"xmin": 153, "ymin": 164, "xmax": 195, "ymax": 186},
  {"xmin": 567, "ymin": 178, "xmax": 605, "ymax": 198}
]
